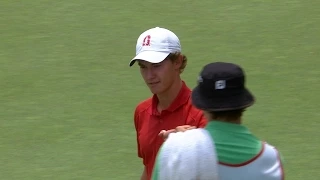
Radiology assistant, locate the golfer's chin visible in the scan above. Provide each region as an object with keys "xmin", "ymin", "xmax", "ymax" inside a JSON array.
[{"xmin": 148, "ymin": 84, "xmax": 163, "ymax": 95}]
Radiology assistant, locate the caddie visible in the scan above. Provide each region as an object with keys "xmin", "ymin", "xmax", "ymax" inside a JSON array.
[{"xmin": 153, "ymin": 62, "xmax": 285, "ymax": 180}]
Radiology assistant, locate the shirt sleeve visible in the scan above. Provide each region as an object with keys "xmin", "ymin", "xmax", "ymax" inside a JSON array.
[{"xmin": 134, "ymin": 108, "xmax": 142, "ymax": 158}]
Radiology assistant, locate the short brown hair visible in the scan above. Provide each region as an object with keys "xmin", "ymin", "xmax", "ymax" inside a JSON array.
[
  {"xmin": 166, "ymin": 52, "xmax": 187, "ymax": 74},
  {"xmin": 208, "ymin": 109, "xmax": 245, "ymax": 122}
]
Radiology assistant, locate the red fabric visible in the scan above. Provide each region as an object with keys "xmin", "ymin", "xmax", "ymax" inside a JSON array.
[{"xmin": 134, "ymin": 81, "xmax": 207, "ymax": 180}]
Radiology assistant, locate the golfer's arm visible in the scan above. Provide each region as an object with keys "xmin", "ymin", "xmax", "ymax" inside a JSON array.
[{"xmin": 140, "ymin": 166, "xmax": 147, "ymax": 180}]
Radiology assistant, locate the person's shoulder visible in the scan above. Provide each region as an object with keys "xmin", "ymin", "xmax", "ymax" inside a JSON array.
[
  {"xmin": 263, "ymin": 142, "xmax": 281, "ymax": 153},
  {"xmin": 134, "ymin": 97, "xmax": 152, "ymax": 114},
  {"xmin": 180, "ymin": 84, "xmax": 205, "ymax": 123},
  {"xmin": 184, "ymin": 97, "xmax": 204, "ymax": 118},
  {"xmin": 159, "ymin": 128, "xmax": 219, "ymax": 180},
  {"xmin": 258, "ymin": 142, "xmax": 285, "ymax": 166},
  {"xmin": 256, "ymin": 142, "xmax": 285, "ymax": 177},
  {"xmin": 182, "ymin": 84, "xmax": 202, "ymax": 112}
]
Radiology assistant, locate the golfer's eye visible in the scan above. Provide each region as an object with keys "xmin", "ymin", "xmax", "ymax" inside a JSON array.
[
  {"xmin": 139, "ymin": 65, "xmax": 146, "ymax": 69},
  {"xmin": 152, "ymin": 64, "xmax": 161, "ymax": 68}
]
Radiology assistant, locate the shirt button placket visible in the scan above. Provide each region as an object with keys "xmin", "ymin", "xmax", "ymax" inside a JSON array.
[{"xmin": 159, "ymin": 117, "xmax": 163, "ymax": 123}]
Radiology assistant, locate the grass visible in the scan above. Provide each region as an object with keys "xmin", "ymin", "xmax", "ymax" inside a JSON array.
[{"xmin": 1, "ymin": 0, "xmax": 319, "ymax": 179}]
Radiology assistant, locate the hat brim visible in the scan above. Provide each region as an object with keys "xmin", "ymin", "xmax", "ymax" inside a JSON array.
[
  {"xmin": 129, "ymin": 51, "xmax": 170, "ymax": 66},
  {"xmin": 191, "ymin": 86, "xmax": 255, "ymax": 111}
]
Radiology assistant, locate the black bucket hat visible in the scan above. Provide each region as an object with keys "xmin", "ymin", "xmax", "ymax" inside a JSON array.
[{"xmin": 192, "ymin": 62, "xmax": 255, "ymax": 111}]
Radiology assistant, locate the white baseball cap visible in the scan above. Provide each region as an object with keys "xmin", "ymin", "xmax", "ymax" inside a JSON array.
[{"xmin": 129, "ymin": 27, "xmax": 181, "ymax": 66}]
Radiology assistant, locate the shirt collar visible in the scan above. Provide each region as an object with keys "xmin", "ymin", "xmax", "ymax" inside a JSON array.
[
  {"xmin": 205, "ymin": 121, "xmax": 250, "ymax": 134},
  {"xmin": 149, "ymin": 81, "xmax": 191, "ymax": 115}
]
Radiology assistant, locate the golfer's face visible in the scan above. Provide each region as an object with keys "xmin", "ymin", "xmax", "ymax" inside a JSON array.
[{"xmin": 138, "ymin": 59, "xmax": 175, "ymax": 94}]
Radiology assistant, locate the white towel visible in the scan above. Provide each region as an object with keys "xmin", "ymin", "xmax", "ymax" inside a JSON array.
[{"xmin": 154, "ymin": 128, "xmax": 219, "ymax": 180}]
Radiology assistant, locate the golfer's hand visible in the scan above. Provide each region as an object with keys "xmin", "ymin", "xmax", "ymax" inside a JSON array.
[
  {"xmin": 175, "ymin": 125, "xmax": 196, "ymax": 132},
  {"xmin": 158, "ymin": 125, "xmax": 196, "ymax": 140}
]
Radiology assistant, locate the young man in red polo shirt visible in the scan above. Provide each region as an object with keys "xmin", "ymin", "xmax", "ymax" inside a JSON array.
[{"xmin": 129, "ymin": 27, "xmax": 207, "ymax": 180}]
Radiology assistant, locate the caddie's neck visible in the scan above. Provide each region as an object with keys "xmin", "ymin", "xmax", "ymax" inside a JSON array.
[
  {"xmin": 156, "ymin": 78, "xmax": 183, "ymax": 112},
  {"xmin": 213, "ymin": 118, "xmax": 242, "ymax": 124}
]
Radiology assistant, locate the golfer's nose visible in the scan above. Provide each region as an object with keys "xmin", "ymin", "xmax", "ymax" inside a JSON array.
[{"xmin": 146, "ymin": 68, "xmax": 156, "ymax": 79}]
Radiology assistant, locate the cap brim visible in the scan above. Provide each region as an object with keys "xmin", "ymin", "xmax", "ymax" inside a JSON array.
[
  {"xmin": 191, "ymin": 86, "xmax": 255, "ymax": 111},
  {"xmin": 129, "ymin": 51, "xmax": 170, "ymax": 67}
]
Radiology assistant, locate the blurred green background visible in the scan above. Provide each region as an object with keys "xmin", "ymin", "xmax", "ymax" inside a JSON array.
[{"xmin": 1, "ymin": 0, "xmax": 319, "ymax": 179}]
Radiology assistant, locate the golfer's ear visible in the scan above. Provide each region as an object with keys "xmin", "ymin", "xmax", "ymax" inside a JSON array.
[
  {"xmin": 177, "ymin": 55, "xmax": 183, "ymax": 65},
  {"xmin": 173, "ymin": 55, "xmax": 183, "ymax": 69}
]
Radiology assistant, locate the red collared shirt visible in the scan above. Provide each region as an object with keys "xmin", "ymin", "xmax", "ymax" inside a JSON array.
[{"xmin": 134, "ymin": 81, "xmax": 207, "ymax": 180}]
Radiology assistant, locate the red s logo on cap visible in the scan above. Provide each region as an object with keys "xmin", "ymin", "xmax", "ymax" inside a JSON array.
[{"xmin": 142, "ymin": 35, "xmax": 151, "ymax": 46}]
